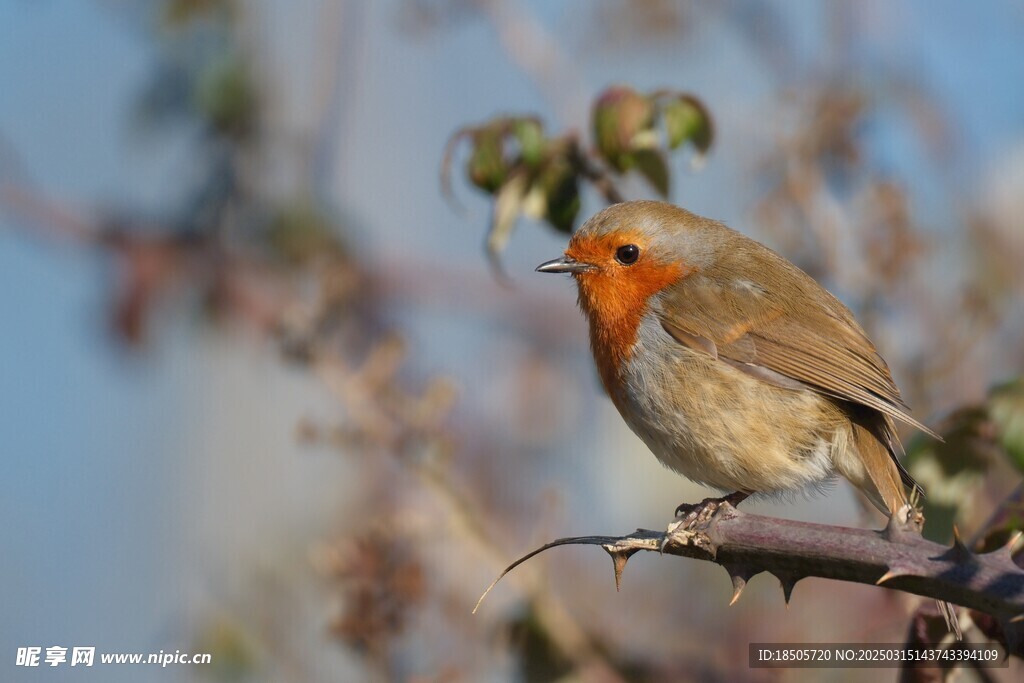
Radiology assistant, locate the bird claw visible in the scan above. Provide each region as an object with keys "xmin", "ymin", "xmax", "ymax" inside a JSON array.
[
  {"xmin": 662, "ymin": 496, "xmax": 724, "ymax": 552},
  {"xmin": 674, "ymin": 491, "xmax": 747, "ymax": 525},
  {"xmin": 662, "ymin": 493, "xmax": 748, "ymax": 552},
  {"xmin": 674, "ymin": 496, "xmax": 726, "ymax": 528}
]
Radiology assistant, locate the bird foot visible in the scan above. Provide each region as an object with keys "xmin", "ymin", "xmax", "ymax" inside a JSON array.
[
  {"xmin": 673, "ymin": 491, "xmax": 749, "ymax": 527},
  {"xmin": 674, "ymin": 497, "xmax": 721, "ymax": 526},
  {"xmin": 661, "ymin": 492, "xmax": 748, "ymax": 553}
]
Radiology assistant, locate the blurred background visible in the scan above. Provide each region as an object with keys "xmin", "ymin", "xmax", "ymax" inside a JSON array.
[{"xmin": 2, "ymin": 1, "xmax": 1023, "ymax": 681}]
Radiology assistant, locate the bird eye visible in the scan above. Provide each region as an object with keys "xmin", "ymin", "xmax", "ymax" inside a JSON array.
[{"xmin": 615, "ymin": 244, "xmax": 640, "ymax": 265}]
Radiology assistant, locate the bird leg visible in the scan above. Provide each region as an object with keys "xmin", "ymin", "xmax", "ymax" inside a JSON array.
[{"xmin": 673, "ymin": 491, "xmax": 750, "ymax": 528}]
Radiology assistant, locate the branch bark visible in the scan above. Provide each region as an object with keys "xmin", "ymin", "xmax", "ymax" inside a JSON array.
[{"xmin": 477, "ymin": 502, "xmax": 1024, "ymax": 657}]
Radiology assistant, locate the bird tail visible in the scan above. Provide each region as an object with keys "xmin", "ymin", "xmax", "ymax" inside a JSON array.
[
  {"xmin": 845, "ymin": 419, "xmax": 963, "ymax": 640},
  {"xmin": 848, "ymin": 420, "xmax": 908, "ymax": 517}
]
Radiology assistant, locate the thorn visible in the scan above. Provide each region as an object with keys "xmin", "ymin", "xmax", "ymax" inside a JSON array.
[
  {"xmin": 723, "ymin": 564, "xmax": 757, "ymax": 606},
  {"xmin": 876, "ymin": 561, "xmax": 919, "ymax": 585},
  {"xmin": 876, "ymin": 569, "xmax": 910, "ymax": 585},
  {"xmin": 948, "ymin": 525, "xmax": 976, "ymax": 564},
  {"xmin": 1004, "ymin": 531, "xmax": 1023, "ymax": 555},
  {"xmin": 781, "ymin": 583, "xmax": 795, "ymax": 607},
  {"xmin": 604, "ymin": 547, "xmax": 638, "ymax": 591},
  {"xmin": 883, "ymin": 505, "xmax": 923, "ymax": 541},
  {"xmin": 983, "ymin": 530, "xmax": 1024, "ymax": 569},
  {"xmin": 772, "ymin": 572, "xmax": 798, "ymax": 607},
  {"xmin": 729, "ymin": 583, "xmax": 744, "ymax": 606}
]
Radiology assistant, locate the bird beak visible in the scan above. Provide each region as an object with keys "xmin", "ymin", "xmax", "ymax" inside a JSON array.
[{"xmin": 535, "ymin": 256, "xmax": 595, "ymax": 274}]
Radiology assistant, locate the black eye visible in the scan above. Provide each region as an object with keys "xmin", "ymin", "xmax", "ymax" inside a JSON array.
[{"xmin": 615, "ymin": 244, "xmax": 640, "ymax": 265}]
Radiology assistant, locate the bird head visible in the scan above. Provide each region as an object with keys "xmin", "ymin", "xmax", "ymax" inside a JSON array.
[{"xmin": 536, "ymin": 201, "xmax": 719, "ymax": 324}]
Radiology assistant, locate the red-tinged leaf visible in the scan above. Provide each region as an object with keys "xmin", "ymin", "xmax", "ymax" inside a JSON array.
[{"xmin": 592, "ymin": 85, "xmax": 654, "ymax": 172}]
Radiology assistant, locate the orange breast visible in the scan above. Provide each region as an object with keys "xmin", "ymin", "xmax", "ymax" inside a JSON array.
[{"xmin": 571, "ymin": 255, "xmax": 686, "ymax": 401}]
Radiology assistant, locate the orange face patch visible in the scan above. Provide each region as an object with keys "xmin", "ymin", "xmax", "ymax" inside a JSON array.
[{"xmin": 566, "ymin": 231, "xmax": 689, "ymax": 400}]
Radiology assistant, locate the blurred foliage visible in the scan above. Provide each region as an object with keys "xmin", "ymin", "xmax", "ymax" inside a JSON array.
[
  {"xmin": 592, "ymin": 86, "xmax": 712, "ymax": 183},
  {"xmin": 103, "ymin": 0, "xmax": 353, "ymax": 344},
  {"xmin": 140, "ymin": 0, "xmax": 251, "ymax": 138},
  {"xmin": 162, "ymin": 0, "xmax": 236, "ymax": 27},
  {"xmin": 973, "ymin": 484, "xmax": 1024, "ymax": 557},
  {"xmin": 443, "ymin": 115, "xmax": 580, "ymax": 275},
  {"xmin": 325, "ymin": 528, "xmax": 427, "ymax": 657},
  {"xmin": 504, "ymin": 603, "xmax": 661, "ymax": 683},
  {"xmin": 505, "ymin": 606, "xmax": 574, "ymax": 683},
  {"xmin": 195, "ymin": 54, "xmax": 257, "ymax": 140},
  {"xmin": 443, "ymin": 86, "xmax": 713, "ymax": 277},
  {"xmin": 908, "ymin": 379, "xmax": 1024, "ymax": 542},
  {"xmin": 990, "ymin": 380, "xmax": 1024, "ymax": 474},
  {"xmin": 192, "ymin": 619, "xmax": 257, "ymax": 683},
  {"xmin": 266, "ymin": 201, "xmax": 347, "ymax": 265}
]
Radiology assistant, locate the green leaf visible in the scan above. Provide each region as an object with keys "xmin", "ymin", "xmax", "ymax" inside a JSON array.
[
  {"xmin": 536, "ymin": 157, "xmax": 580, "ymax": 233},
  {"xmin": 632, "ymin": 148, "xmax": 670, "ymax": 197},
  {"xmin": 195, "ymin": 55, "xmax": 255, "ymax": 139},
  {"xmin": 661, "ymin": 94, "xmax": 714, "ymax": 167},
  {"xmin": 513, "ymin": 118, "xmax": 545, "ymax": 169},
  {"xmin": 266, "ymin": 201, "xmax": 342, "ymax": 264},
  {"xmin": 466, "ymin": 129, "xmax": 508, "ymax": 194}
]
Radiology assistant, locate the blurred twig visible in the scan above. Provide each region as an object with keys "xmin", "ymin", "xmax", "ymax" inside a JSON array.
[
  {"xmin": 477, "ymin": 0, "xmax": 588, "ymax": 125},
  {"xmin": 307, "ymin": 338, "xmax": 633, "ymax": 682},
  {"xmin": 568, "ymin": 136, "xmax": 626, "ymax": 205}
]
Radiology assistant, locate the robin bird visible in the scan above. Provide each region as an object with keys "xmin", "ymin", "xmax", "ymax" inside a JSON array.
[
  {"xmin": 536, "ymin": 200, "xmax": 932, "ymax": 519},
  {"xmin": 537, "ymin": 200, "xmax": 961, "ymax": 635}
]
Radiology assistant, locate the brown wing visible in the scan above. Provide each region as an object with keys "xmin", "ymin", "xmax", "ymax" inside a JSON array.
[{"xmin": 656, "ymin": 260, "xmax": 939, "ymax": 441}]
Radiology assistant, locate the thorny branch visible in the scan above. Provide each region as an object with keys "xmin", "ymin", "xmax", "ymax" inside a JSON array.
[{"xmin": 477, "ymin": 502, "xmax": 1024, "ymax": 657}]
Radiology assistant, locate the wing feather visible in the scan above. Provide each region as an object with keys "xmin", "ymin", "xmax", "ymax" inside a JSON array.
[{"xmin": 656, "ymin": 264, "xmax": 939, "ymax": 440}]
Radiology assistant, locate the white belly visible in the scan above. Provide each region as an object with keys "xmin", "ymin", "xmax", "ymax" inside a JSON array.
[{"xmin": 614, "ymin": 315, "xmax": 841, "ymax": 495}]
